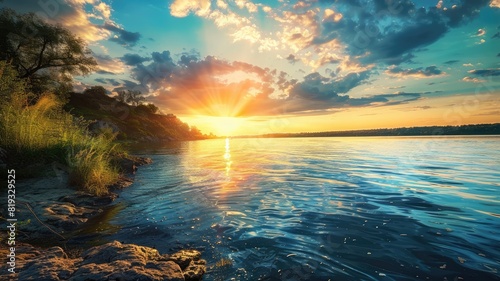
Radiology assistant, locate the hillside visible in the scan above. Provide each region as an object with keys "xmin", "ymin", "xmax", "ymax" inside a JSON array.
[{"xmin": 64, "ymin": 91, "xmax": 207, "ymax": 142}]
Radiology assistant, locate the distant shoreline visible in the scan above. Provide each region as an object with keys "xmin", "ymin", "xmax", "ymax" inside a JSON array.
[{"xmin": 232, "ymin": 123, "xmax": 500, "ymax": 139}]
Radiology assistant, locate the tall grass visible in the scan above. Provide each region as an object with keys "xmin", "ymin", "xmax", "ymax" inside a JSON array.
[{"xmin": 0, "ymin": 63, "xmax": 119, "ymax": 195}]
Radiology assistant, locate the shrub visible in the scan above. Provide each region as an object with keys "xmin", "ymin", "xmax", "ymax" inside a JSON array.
[{"xmin": 0, "ymin": 61, "xmax": 119, "ymax": 195}]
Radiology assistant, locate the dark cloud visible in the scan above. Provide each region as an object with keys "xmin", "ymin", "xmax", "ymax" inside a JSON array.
[
  {"xmin": 122, "ymin": 50, "xmax": 438, "ymax": 116},
  {"xmin": 177, "ymin": 49, "xmax": 200, "ymax": 66},
  {"xmin": 444, "ymin": 60, "xmax": 459, "ymax": 65},
  {"xmin": 130, "ymin": 51, "xmax": 178, "ymax": 90},
  {"xmin": 111, "ymin": 79, "xmax": 148, "ymax": 94},
  {"xmin": 101, "ymin": 23, "xmax": 141, "ymax": 47},
  {"xmin": 441, "ymin": 0, "xmax": 490, "ymax": 27},
  {"xmin": 314, "ymin": 0, "xmax": 492, "ymax": 65},
  {"xmin": 493, "ymin": 32, "xmax": 500, "ymax": 39},
  {"xmin": 468, "ymin": 68, "xmax": 500, "ymax": 76},
  {"xmin": 121, "ymin": 53, "xmax": 151, "ymax": 66},
  {"xmin": 386, "ymin": 66, "xmax": 444, "ymax": 77},
  {"xmin": 286, "ymin": 54, "xmax": 300, "ymax": 64}
]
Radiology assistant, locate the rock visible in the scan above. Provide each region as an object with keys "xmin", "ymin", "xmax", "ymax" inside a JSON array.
[
  {"xmin": 59, "ymin": 192, "xmax": 118, "ymax": 207},
  {"xmin": 168, "ymin": 249, "xmax": 206, "ymax": 281},
  {"xmin": 183, "ymin": 260, "xmax": 207, "ymax": 281},
  {"xmin": 18, "ymin": 246, "xmax": 81, "ymax": 281},
  {"xmin": 168, "ymin": 249, "xmax": 202, "ymax": 269},
  {"xmin": 10, "ymin": 241, "xmax": 205, "ymax": 281},
  {"xmin": 117, "ymin": 156, "xmax": 153, "ymax": 175}
]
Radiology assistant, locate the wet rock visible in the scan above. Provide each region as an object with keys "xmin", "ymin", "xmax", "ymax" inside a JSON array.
[
  {"xmin": 59, "ymin": 192, "xmax": 118, "ymax": 207},
  {"xmin": 183, "ymin": 259, "xmax": 207, "ymax": 281},
  {"xmin": 168, "ymin": 249, "xmax": 206, "ymax": 281},
  {"xmin": 168, "ymin": 249, "xmax": 202, "ymax": 269},
  {"xmin": 117, "ymin": 156, "xmax": 153, "ymax": 175},
  {"xmin": 109, "ymin": 175, "xmax": 134, "ymax": 190},
  {"xmin": 9, "ymin": 241, "xmax": 204, "ymax": 281}
]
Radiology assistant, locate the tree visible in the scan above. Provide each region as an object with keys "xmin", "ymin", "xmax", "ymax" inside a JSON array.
[
  {"xmin": 136, "ymin": 103, "xmax": 159, "ymax": 115},
  {"xmin": 116, "ymin": 91, "xmax": 127, "ymax": 103},
  {"xmin": 0, "ymin": 8, "xmax": 97, "ymax": 95},
  {"xmin": 125, "ymin": 90, "xmax": 145, "ymax": 106},
  {"xmin": 83, "ymin": 86, "xmax": 108, "ymax": 98},
  {"xmin": 0, "ymin": 61, "xmax": 31, "ymax": 105}
]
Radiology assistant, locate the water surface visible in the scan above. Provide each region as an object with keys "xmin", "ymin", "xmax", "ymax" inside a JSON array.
[{"xmin": 107, "ymin": 137, "xmax": 500, "ymax": 280}]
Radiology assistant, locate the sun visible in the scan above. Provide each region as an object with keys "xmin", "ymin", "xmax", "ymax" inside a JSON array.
[{"xmin": 208, "ymin": 116, "xmax": 247, "ymax": 136}]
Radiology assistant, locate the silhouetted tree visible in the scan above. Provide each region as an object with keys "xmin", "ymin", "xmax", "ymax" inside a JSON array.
[
  {"xmin": 125, "ymin": 90, "xmax": 145, "ymax": 106},
  {"xmin": 116, "ymin": 91, "xmax": 127, "ymax": 103},
  {"xmin": 83, "ymin": 86, "xmax": 107, "ymax": 98},
  {"xmin": 0, "ymin": 8, "xmax": 97, "ymax": 95},
  {"xmin": 136, "ymin": 103, "xmax": 159, "ymax": 114}
]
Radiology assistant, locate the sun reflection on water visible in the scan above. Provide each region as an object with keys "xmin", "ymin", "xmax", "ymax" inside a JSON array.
[{"xmin": 224, "ymin": 137, "xmax": 232, "ymax": 177}]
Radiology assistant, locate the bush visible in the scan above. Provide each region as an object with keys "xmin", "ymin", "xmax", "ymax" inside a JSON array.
[{"xmin": 0, "ymin": 61, "xmax": 119, "ymax": 195}]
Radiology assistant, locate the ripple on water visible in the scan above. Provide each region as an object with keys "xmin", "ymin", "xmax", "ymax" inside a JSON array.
[{"xmin": 109, "ymin": 138, "xmax": 500, "ymax": 281}]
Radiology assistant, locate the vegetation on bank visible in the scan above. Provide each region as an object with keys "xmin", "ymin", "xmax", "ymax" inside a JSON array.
[
  {"xmin": 65, "ymin": 87, "xmax": 207, "ymax": 142},
  {"xmin": 0, "ymin": 62, "xmax": 119, "ymax": 195},
  {"xmin": 0, "ymin": 8, "xmax": 208, "ymax": 195},
  {"xmin": 250, "ymin": 123, "xmax": 500, "ymax": 138}
]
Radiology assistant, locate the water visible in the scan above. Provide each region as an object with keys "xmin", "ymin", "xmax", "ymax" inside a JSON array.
[{"xmin": 105, "ymin": 137, "xmax": 500, "ymax": 280}]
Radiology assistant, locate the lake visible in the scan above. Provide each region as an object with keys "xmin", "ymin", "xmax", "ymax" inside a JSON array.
[{"xmin": 104, "ymin": 137, "xmax": 500, "ymax": 280}]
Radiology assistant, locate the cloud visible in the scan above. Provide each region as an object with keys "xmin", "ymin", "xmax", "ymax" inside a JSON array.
[
  {"xmin": 476, "ymin": 28, "xmax": 486, "ymax": 36},
  {"xmin": 0, "ymin": 0, "xmax": 113, "ymax": 42},
  {"xmin": 170, "ymin": 0, "xmax": 211, "ymax": 17},
  {"xmin": 121, "ymin": 53, "xmax": 151, "ymax": 66},
  {"xmin": 95, "ymin": 78, "xmax": 121, "ymax": 86},
  {"xmin": 493, "ymin": 32, "xmax": 500, "ymax": 39},
  {"xmin": 468, "ymin": 68, "xmax": 500, "ymax": 76},
  {"xmin": 462, "ymin": 76, "xmax": 486, "ymax": 83},
  {"xmin": 101, "ymin": 23, "xmax": 141, "ymax": 47},
  {"xmin": 93, "ymin": 53, "xmax": 127, "ymax": 75},
  {"xmin": 309, "ymin": 0, "xmax": 492, "ymax": 65},
  {"xmin": 122, "ymin": 50, "xmax": 419, "ymax": 116},
  {"xmin": 231, "ymin": 25, "xmax": 261, "ymax": 43},
  {"xmin": 489, "ymin": 0, "xmax": 500, "ymax": 8},
  {"xmin": 386, "ymin": 66, "xmax": 445, "ymax": 78},
  {"xmin": 444, "ymin": 60, "xmax": 460, "ymax": 65},
  {"xmin": 286, "ymin": 54, "xmax": 300, "ymax": 64}
]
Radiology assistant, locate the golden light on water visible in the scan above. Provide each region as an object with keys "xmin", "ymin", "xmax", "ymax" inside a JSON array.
[{"xmin": 224, "ymin": 137, "xmax": 232, "ymax": 176}]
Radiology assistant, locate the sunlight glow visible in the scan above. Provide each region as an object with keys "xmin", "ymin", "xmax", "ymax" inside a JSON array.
[
  {"xmin": 224, "ymin": 137, "xmax": 232, "ymax": 176},
  {"xmin": 212, "ymin": 116, "xmax": 247, "ymax": 136}
]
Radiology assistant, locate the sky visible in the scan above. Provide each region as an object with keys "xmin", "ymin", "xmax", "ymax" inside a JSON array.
[{"xmin": 2, "ymin": 0, "xmax": 499, "ymax": 136}]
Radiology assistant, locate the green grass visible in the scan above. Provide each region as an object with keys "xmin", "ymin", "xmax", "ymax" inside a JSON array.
[{"xmin": 0, "ymin": 63, "xmax": 120, "ymax": 195}]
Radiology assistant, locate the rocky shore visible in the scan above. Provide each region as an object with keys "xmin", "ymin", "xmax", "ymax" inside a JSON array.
[
  {"xmin": 1, "ymin": 241, "xmax": 205, "ymax": 281},
  {"xmin": 1, "ymin": 156, "xmax": 206, "ymax": 280}
]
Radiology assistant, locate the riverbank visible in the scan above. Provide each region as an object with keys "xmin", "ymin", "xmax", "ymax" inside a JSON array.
[{"xmin": 0, "ymin": 155, "xmax": 206, "ymax": 280}]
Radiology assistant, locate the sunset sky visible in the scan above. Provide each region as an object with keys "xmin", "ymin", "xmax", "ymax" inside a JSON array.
[{"xmin": 3, "ymin": 0, "xmax": 500, "ymax": 136}]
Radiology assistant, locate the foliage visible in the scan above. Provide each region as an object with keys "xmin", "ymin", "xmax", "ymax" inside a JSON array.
[
  {"xmin": 0, "ymin": 8, "xmax": 97, "ymax": 96},
  {"xmin": 66, "ymin": 91, "xmax": 208, "ymax": 141},
  {"xmin": 116, "ymin": 89, "xmax": 145, "ymax": 106},
  {"xmin": 135, "ymin": 103, "xmax": 159, "ymax": 115},
  {"xmin": 83, "ymin": 86, "xmax": 108, "ymax": 98},
  {"xmin": 0, "ymin": 63, "xmax": 118, "ymax": 195},
  {"xmin": 0, "ymin": 61, "xmax": 31, "ymax": 104}
]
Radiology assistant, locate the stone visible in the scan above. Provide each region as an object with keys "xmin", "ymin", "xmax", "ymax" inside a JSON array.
[
  {"xmin": 168, "ymin": 249, "xmax": 206, "ymax": 281},
  {"xmin": 18, "ymin": 247, "xmax": 81, "ymax": 281},
  {"xmin": 8, "ymin": 241, "xmax": 203, "ymax": 281}
]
